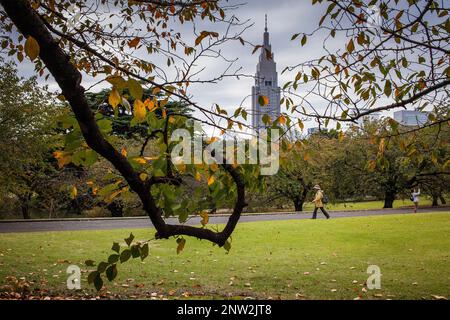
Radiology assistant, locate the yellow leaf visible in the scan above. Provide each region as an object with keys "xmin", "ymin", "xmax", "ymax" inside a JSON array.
[
  {"xmin": 200, "ymin": 211, "xmax": 209, "ymax": 226},
  {"xmin": 176, "ymin": 238, "xmax": 186, "ymax": 254},
  {"xmin": 70, "ymin": 186, "xmax": 77, "ymax": 200},
  {"xmin": 303, "ymin": 152, "xmax": 310, "ymax": 161},
  {"xmin": 258, "ymin": 95, "xmax": 269, "ymax": 106},
  {"xmin": 25, "ymin": 36, "xmax": 40, "ymax": 61},
  {"xmin": 121, "ymin": 147, "xmax": 128, "ymax": 157},
  {"xmin": 139, "ymin": 173, "xmax": 148, "ymax": 181},
  {"xmin": 133, "ymin": 157, "xmax": 147, "ymax": 165},
  {"xmin": 133, "ymin": 99, "xmax": 147, "ymax": 121},
  {"xmin": 207, "ymin": 175, "xmax": 215, "ymax": 186},
  {"xmin": 152, "ymin": 87, "xmax": 161, "ymax": 95},
  {"xmin": 207, "ymin": 137, "xmax": 219, "ymax": 144},
  {"xmin": 109, "ymin": 89, "xmax": 121, "ymax": 109},
  {"xmin": 145, "ymin": 98, "xmax": 156, "ymax": 112},
  {"xmin": 176, "ymin": 163, "xmax": 187, "ymax": 173},
  {"xmin": 53, "ymin": 151, "xmax": 71, "ymax": 168},
  {"xmin": 278, "ymin": 115, "xmax": 286, "ymax": 125},
  {"xmin": 195, "ymin": 171, "xmax": 202, "ymax": 182}
]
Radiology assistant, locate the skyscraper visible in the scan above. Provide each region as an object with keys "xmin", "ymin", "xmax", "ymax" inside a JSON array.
[{"xmin": 251, "ymin": 15, "xmax": 281, "ymax": 134}]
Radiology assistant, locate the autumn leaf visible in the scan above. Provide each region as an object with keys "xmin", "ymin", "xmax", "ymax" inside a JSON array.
[
  {"xmin": 133, "ymin": 99, "xmax": 146, "ymax": 122},
  {"xmin": 207, "ymin": 175, "xmax": 215, "ymax": 186},
  {"xmin": 347, "ymin": 39, "xmax": 355, "ymax": 54},
  {"xmin": 200, "ymin": 211, "xmax": 209, "ymax": 226},
  {"xmin": 70, "ymin": 186, "xmax": 77, "ymax": 200},
  {"xmin": 258, "ymin": 95, "xmax": 269, "ymax": 106},
  {"xmin": 144, "ymin": 98, "xmax": 156, "ymax": 112},
  {"xmin": 108, "ymin": 89, "xmax": 121, "ymax": 109},
  {"xmin": 53, "ymin": 151, "xmax": 71, "ymax": 168},
  {"xmin": 176, "ymin": 238, "xmax": 186, "ymax": 254},
  {"xmin": 128, "ymin": 37, "xmax": 140, "ymax": 48},
  {"xmin": 24, "ymin": 36, "xmax": 40, "ymax": 61}
]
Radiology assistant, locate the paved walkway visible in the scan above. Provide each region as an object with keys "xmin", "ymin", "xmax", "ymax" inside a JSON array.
[{"xmin": 0, "ymin": 207, "xmax": 448, "ymax": 233}]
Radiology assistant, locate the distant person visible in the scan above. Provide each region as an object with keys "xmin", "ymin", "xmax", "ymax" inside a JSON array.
[
  {"xmin": 311, "ymin": 185, "xmax": 330, "ymax": 219},
  {"xmin": 410, "ymin": 188, "xmax": 421, "ymax": 213}
]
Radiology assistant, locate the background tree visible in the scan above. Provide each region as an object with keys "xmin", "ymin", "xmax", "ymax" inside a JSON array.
[
  {"xmin": 267, "ymin": 144, "xmax": 314, "ymax": 212},
  {"xmin": 0, "ymin": 60, "xmax": 63, "ymax": 219}
]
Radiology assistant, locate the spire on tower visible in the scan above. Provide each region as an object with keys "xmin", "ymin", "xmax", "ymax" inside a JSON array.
[{"xmin": 265, "ymin": 14, "xmax": 268, "ymax": 32}]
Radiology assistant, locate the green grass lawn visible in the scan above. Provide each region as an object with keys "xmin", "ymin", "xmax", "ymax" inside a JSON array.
[{"xmin": 0, "ymin": 212, "xmax": 449, "ymax": 300}]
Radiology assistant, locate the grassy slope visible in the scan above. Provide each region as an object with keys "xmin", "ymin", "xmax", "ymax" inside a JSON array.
[{"xmin": 0, "ymin": 212, "xmax": 449, "ymax": 300}]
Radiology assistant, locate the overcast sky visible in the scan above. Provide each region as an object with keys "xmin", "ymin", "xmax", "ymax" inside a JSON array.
[{"xmin": 6, "ymin": 0, "xmax": 404, "ymax": 136}]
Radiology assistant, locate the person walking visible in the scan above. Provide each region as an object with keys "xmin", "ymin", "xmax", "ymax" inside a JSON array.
[
  {"xmin": 411, "ymin": 188, "xmax": 421, "ymax": 213},
  {"xmin": 311, "ymin": 185, "xmax": 330, "ymax": 219}
]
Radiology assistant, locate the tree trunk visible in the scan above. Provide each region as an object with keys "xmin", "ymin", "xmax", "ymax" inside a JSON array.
[
  {"xmin": 107, "ymin": 201, "xmax": 124, "ymax": 218},
  {"xmin": 294, "ymin": 198, "xmax": 304, "ymax": 212},
  {"xmin": 439, "ymin": 195, "xmax": 446, "ymax": 205},
  {"xmin": 383, "ymin": 191, "xmax": 396, "ymax": 209},
  {"xmin": 432, "ymin": 195, "xmax": 439, "ymax": 207},
  {"xmin": 21, "ymin": 203, "xmax": 30, "ymax": 220}
]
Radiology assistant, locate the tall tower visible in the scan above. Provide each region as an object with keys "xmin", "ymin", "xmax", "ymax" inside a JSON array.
[{"xmin": 252, "ymin": 15, "xmax": 281, "ymax": 133}]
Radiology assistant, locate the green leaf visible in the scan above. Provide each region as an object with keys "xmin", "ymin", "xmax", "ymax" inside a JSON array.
[
  {"xmin": 93, "ymin": 273, "xmax": 103, "ymax": 291},
  {"xmin": 140, "ymin": 243, "xmax": 149, "ymax": 261},
  {"xmin": 128, "ymin": 79, "xmax": 143, "ymax": 100},
  {"xmin": 124, "ymin": 233, "xmax": 135, "ymax": 246},
  {"xmin": 87, "ymin": 271, "xmax": 99, "ymax": 285},
  {"xmin": 108, "ymin": 254, "xmax": 119, "ymax": 264},
  {"xmin": 384, "ymin": 80, "xmax": 392, "ymax": 97},
  {"xmin": 301, "ymin": 35, "xmax": 307, "ymax": 46},
  {"xmin": 85, "ymin": 260, "xmax": 96, "ymax": 267},
  {"xmin": 120, "ymin": 249, "xmax": 132, "ymax": 263},
  {"xmin": 111, "ymin": 242, "xmax": 120, "ymax": 254},
  {"xmin": 97, "ymin": 261, "xmax": 109, "ymax": 273},
  {"xmin": 131, "ymin": 244, "xmax": 141, "ymax": 258},
  {"xmin": 106, "ymin": 264, "xmax": 118, "ymax": 281}
]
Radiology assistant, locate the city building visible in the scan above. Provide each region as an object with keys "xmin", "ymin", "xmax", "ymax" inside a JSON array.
[
  {"xmin": 251, "ymin": 15, "xmax": 281, "ymax": 134},
  {"xmin": 393, "ymin": 110, "xmax": 429, "ymax": 126}
]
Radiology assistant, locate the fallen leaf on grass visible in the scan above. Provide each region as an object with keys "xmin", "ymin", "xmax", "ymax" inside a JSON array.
[{"xmin": 431, "ymin": 295, "xmax": 447, "ymax": 300}]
